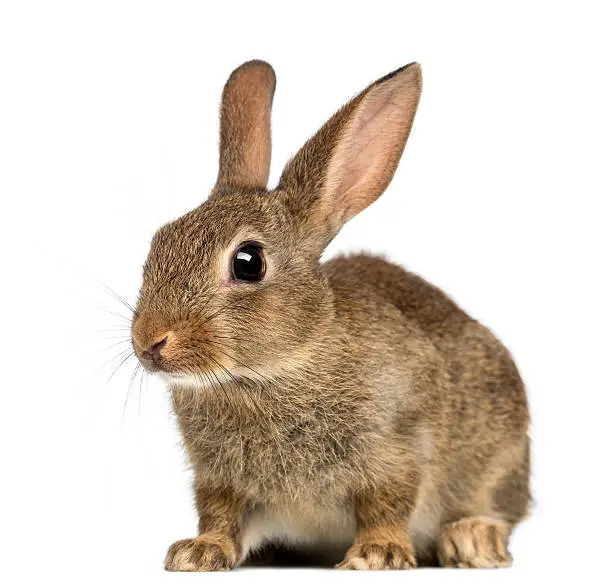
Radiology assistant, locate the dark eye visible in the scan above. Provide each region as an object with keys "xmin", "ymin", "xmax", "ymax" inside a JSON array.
[{"xmin": 232, "ymin": 243, "xmax": 266, "ymax": 281}]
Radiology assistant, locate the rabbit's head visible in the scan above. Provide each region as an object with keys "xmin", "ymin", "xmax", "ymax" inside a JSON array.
[{"xmin": 131, "ymin": 60, "xmax": 422, "ymax": 387}]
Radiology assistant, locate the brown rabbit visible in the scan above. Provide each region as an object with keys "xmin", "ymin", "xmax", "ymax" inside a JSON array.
[{"xmin": 131, "ymin": 60, "xmax": 530, "ymax": 571}]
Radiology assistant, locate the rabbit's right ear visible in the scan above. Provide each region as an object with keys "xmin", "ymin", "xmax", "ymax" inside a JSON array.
[
  {"xmin": 216, "ymin": 60, "xmax": 276, "ymax": 190},
  {"xmin": 278, "ymin": 63, "xmax": 422, "ymax": 251}
]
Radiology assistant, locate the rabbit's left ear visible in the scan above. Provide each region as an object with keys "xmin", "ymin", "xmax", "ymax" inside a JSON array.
[
  {"xmin": 278, "ymin": 63, "xmax": 422, "ymax": 249},
  {"xmin": 216, "ymin": 60, "xmax": 276, "ymax": 190}
]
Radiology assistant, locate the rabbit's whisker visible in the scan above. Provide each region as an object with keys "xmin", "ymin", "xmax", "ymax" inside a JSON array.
[
  {"xmin": 123, "ymin": 361, "xmax": 142, "ymax": 419},
  {"xmin": 97, "ymin": 305, "xmax": 132, "ymax": 324},
  {"xmin": 96, "ymin": 279, "xmax": 138, "ymax": 316},
  {"xmin": 102, "ymin": 337, "xmax": 133, "ymax": 352},
  {"xmin": 107, "ymin": 349, "xmax": 136, "ymax": 385},
  {"xmin": 205, "ymin": 342, "xmax": 268, "ymax": 381}
]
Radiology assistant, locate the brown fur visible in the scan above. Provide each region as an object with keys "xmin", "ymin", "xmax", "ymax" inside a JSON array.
[
  {"xmin": 131, "ymin": 60, "xmax": 530, "ymax": 571},
  {"xmin": 217, "ymin": 60, "xmax": 276, "ymax": 190}
]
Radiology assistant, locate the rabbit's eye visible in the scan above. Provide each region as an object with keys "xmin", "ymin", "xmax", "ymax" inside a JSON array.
[{"xmin": 232, "ymin": 243, "xmax": 266, "ymax": 281}]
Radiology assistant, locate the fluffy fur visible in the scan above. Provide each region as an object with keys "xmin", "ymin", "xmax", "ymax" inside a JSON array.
[{"xmin": 131, "ymin": 60, "xmax": 530, "ymax": 571}]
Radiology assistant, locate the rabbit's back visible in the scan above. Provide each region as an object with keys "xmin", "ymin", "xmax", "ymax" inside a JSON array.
[{"xmin": 324, "ymin": 254, "xmax": 531, "ymax": 528}]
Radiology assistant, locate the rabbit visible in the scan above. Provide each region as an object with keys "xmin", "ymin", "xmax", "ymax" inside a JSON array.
[{"xmin": 131, "ymin": 59, "xmax": 530, "ymax": 571}]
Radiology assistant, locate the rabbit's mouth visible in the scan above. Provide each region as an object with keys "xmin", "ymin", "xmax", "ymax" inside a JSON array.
[{"xmin": 131, "ymin": 311, "xmax": 222, "ymax": 377}]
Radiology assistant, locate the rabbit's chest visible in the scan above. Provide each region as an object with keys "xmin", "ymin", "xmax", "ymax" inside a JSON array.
[{"xmin": 177, "ymin": 405, "xmax": 364, "ymax": 500}]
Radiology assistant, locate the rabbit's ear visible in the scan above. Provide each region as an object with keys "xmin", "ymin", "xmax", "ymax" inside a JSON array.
[
  {"xmin": 278, "ymin": 63, "xmax": 422, "ymax": 248},
  {"xmin": 216, "ymin": 60, "xmax": 276, "ymax": 190}
]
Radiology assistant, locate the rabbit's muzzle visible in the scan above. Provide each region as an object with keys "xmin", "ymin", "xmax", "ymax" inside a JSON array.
[{"xmin": 131, "ymin": 310, "xmax": 179, "ymax": 373}]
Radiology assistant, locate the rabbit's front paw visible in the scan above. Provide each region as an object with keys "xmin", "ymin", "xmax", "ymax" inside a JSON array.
[
  {"xmin": 164, "ymin": 536, "xmax": 237, "ymax": 571},
  {"xmin": 337, "ymin": 541, "xmax": 416, "ymax": 570}
]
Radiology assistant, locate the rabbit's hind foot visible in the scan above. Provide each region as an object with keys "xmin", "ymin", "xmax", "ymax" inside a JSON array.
[{"xmin": 436, "ymin": 516, "xmax": 512, "ymax": 569}]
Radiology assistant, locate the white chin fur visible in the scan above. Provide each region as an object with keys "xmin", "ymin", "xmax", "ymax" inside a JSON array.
[{"xmin": 158, "ymin": 371, "xmax": 233, "ymax": 390}]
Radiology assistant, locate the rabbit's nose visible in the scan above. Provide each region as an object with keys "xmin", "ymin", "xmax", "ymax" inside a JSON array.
[
  {"xmin": 131, "ymin": 310, "xmax": 176, "ymax": 370},
  {"xmin": 141, "ymin": 335, "xmax": 168, "ymax": 362}
]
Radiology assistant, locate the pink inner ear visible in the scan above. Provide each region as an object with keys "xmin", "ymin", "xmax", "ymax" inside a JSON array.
[{"xmin": 326, "ymin": 74, "xmax": 421, "ymax": 222}]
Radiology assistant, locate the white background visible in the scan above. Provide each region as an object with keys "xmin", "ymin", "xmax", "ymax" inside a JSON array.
[{"xmin": 1, "ymin": 1, "xmax": 610, "ymax": 586}]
